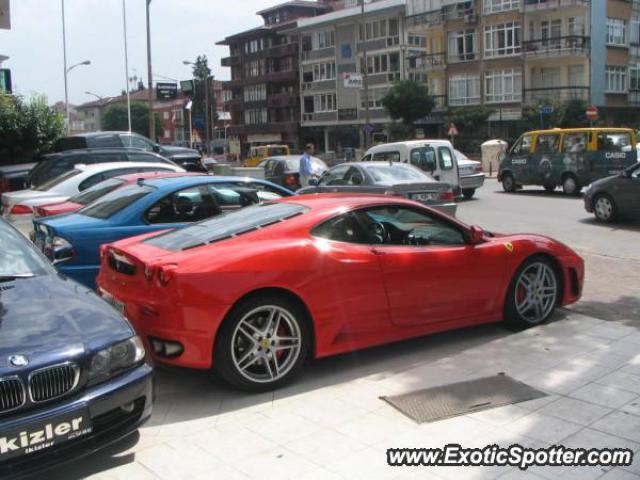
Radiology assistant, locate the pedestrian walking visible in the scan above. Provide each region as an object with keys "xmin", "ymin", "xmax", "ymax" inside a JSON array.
[{"xmin": 299, "ymin": 143, "xmax": 315, "ymax": 188}]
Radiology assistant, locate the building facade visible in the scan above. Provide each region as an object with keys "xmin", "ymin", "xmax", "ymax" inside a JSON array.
[{"xmin": 217, "ymin": 1, "xmax": 332, "ymax": 156}]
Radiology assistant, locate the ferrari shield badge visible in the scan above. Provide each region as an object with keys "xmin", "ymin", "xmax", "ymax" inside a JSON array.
[{"xmin": 504, "ymin": 242, "xmax": 514, "ymax": 253}]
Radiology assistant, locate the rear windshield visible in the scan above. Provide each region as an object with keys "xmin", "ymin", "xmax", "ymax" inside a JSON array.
[
  {"xmin": 145, "ymin": 202, "xmax": 308, "ymax": 251},
  {"xmin": 79, "ymin": 184, "xmax": 155, "ymax": 219},
  {"xmin": 365, "ymin": 164, "xmax": 431, "ymax": 183},
  {"xmin": 69, "ymin": 178, "xmax": 126, "ymax": 206},
  {"xmin": 34, "ymin": 169, "xmax": 81, "ymax": 192},
  {"xmin": 55, "ymin": 137, "xmax": 87, "ymax": 151}
]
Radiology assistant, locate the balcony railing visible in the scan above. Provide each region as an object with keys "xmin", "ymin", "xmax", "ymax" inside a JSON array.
[
  {"xmin": 447, "ymin": 51, "xmax": 478, "ymax": 63},
  {"xmin": 221, "ymin": 55, "xmax": 240, "ymax": 67},
  {"xmin": 268, "ymin": 43, "xmax": 297, "ymax": 57},
  {"xmin": 522, "ymin": 0, "xmax": 589, "ymax": 12},
  {"xmin": 523, "ymin": 36, "xmax": 590, "ymax": 58},
  {"xmin": 409, "ymin": 52, "xmax": 446, "ymax": 71},
  {"xmin": 523, "ymin": 86, "xmax": 589, "ymax": 104}
]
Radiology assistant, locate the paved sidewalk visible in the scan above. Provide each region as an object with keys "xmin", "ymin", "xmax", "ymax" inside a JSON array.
[{"xmin": 50, "ymin": 311, "xmax": 640, "ymax": 480}]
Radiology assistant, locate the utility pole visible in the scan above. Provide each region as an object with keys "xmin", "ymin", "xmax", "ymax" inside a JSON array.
[
  {"xmin": 145, "ymin": 0, "xmax": 154, "ymax": 141},
  {"xmin": 361, "ymin": 0, "xmax": 371, "ymax": 149},
  {"xmin": 204, "ymin": 74, "xmax": 210, "ymax": 153},
  {"xmin": 122, "ymin": 0, "xmax": 132, "ymax": 134},
  {"xmin": 61, "ymin": 0, "xmax": 69, "ymax": 134}
]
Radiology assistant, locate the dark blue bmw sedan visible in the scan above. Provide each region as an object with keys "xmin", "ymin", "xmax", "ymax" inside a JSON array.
[{"xmin": 0, "ymin": 219, "xmax": 152, "ymax": 478}]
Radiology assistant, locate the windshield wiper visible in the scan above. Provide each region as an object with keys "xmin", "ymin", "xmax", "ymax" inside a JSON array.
[{"xmin": 0, "ymin": 273, "xmax": 36, "ymax": 283}]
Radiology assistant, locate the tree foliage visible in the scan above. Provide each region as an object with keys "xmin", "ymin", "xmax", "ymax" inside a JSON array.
[
  {"xmin": 102, "ymin": 102, "xmax": 163, "ymax": 139},
  {"xmin": 447, "ymin": 106, "xmax": 496, "ymax": 133},
  {"xmin": 382, "ymin": 80, "xmax": 435, "ymax": 127},
  {"xmin": 520, "ymin": 99, "xmax": 589, "ymax": 131},
  {"xmin": 0, "ymin": 94, "xmax": 65, "ymax": 164}
]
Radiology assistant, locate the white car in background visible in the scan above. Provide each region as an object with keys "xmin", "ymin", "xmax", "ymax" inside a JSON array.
[
  {"xmin": 454, "ymin": 149, "xmax": 485, "ymax": 199},
  {"xmin": 1, "ymin": 161, "xmax": 185, "ymax": 236}
]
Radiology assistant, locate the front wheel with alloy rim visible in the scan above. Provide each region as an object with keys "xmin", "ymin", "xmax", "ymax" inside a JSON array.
[
  {"xmin": 504, "ymin": 257, "xmax": 560, "ymax": 330},
  {"xmin": 562, "ymin": 175, "xmax": 581, "ymax": 196},
  {"xmin": 502, "ymin": 174, "xmax": 516, "ymax": 193},
  {"xmin": 214, "ymin": 295, "xmax": 310, "ymax": 391},
  {"xmin": 593, "ymin": 194, "xmax": 616, "ymax": 223}
]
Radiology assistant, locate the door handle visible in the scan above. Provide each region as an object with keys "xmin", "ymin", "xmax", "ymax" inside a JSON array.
[{"xmin": 370, "ymin": 248, "xmax": 386, "ymax": 255}]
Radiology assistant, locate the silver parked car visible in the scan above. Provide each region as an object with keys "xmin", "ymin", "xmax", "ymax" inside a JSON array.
[
  {"xmin": 454, "ymin": 150, "xmax": 485, "ymax": 199},
  {"xmin": 298, "ymin": 162, "xmax": 457, "ymax": 217}
]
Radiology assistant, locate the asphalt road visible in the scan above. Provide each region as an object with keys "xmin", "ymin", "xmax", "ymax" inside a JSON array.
[{"xmin": 457, "ymin": 179, "xmax": 640, "ymax": 325}]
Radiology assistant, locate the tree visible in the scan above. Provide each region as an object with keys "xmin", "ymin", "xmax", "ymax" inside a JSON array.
[
  {"xmin": 102, "ymin": 102, "xmax": 163, "ymax": 139},
  {"xmin": 382, "ymin": 80, "xmax": 435, "ymax": 129},
  {"xmin": 0, "ymin": 94, "xmax": 65, "ymax": 164},
  {"xmin": 191, "ymin": 55, "xmax": 212, "ymax": 148},
  {"xmin": 446, "ymin": 106, "xmax": 496, "ymax": 153}
]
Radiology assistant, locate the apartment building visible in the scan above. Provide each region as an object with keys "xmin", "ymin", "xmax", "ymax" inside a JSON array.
[
  {"xmin": 295, "ymin": 0, "xmax": 408, "ymax": 150},
  {"xmin": 217, "ymin": 1, "xmax": 331, "ymax": 155}
]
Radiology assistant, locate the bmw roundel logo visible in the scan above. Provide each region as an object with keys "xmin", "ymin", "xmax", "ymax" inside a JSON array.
[{"xmin": 9, "ymin": 355, "xmax": 29, "ymax": 367}]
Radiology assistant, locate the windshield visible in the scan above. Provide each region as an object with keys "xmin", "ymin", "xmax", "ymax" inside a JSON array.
[
  {"xmin": 365, "ymin": 164, "xmax": 432, "ymax": 183},
  {"xmin": 285, "ymin": 157, "xmax": 327, "ymax": 173},
  {"xmin": 0, "ymin": 221, "xmax": 51, "ymax": 277},
  {"xmin": 69, "ymin": 178, "xmax": 126, "ymax": 206},
  {"xmin": 145, "ymin": 202, "xmax": 308, "ymax": 251},
  {"xmin": 79, "ymin": 184, "xmax": 155, "ymax": 219},
  {"xmin": 34, "ymin": 169, "xmax": 81, "ymax": 192}
]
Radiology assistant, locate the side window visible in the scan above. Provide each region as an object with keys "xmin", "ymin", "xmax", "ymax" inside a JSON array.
[
  {"xmin": 90, "ymin": 152, "xmax": 128, "ymax": 164},
  {"xmin": 318, "ymin": 165, "xmax": 350, "ymax": 186},
  {"xmin": 311, "ymin": 212, "xmax": 367, "ymax": 244},
  {"xmin": 79, "ymin": 173, "xmax": 108, "ymax": 192},
  {"xmin": 536, "ymin": 134, "xmax": 560, "ymax": 154},
  {"xmin": 146, "ymin": 186, "xmax": 217, "ymax": 224},
  {"xmin": 361, "ymin": 154, "xmax": 372, "ymax": 162},
  {"xmin": 209, "ymin": 184, "xmax": 260, "ymax": 210},
  {"xmin": 563, "ymin": 133, "xmax": 588, "ymax": 153},
  {"xmin": 247, "ymin": 182, "xmax": 287, "ymax": 201},
  {"xmin": 343, "ymin": 167, "xmax": 365, "ymax": 186},
  {"xmin": 438, "ymin": 147, "xmax": 454, "ymax": 170},
  {"xmin": 597, "ymin": 132, "xmax": 631, "ymax": 152},
  {"xmin": 88, "ymin": 135, "xmax": 122, "ymax": 148},
  {"xmin": 121, "ymin": 134, "xmax": 154, "ymax": 151},
  {"xmin": 355, "ymin": 206, "xmax": 466, "ymax": 246},
  {"xmin": 511, "ymin": 135, "xmax": 532, "ymax": 156},
  {"xmin": 48, "ymin": 156, "xmax": 80, "ymax": 179},
  {"xmin": 372, "ymin": 151, "xmax": 401, "ymax": 162},
  {"xmin": 410, "ymin": 147, "xmax": 437, "ymax": 172}
]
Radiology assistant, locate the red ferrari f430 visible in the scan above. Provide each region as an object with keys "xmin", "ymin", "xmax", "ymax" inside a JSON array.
[{"xmin": 97, "ymin": 195, "xmax": 584, "ymax": 391}]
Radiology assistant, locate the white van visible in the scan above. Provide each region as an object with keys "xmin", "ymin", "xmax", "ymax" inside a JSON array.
[{"xmin": 362, "ymin": 140, "xmax": 461, "ymax": 194}]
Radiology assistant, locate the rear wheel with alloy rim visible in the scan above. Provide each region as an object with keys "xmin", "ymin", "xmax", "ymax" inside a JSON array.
[
  {"xmin": 214, "ymin": 295, "xmax": 310, "ymax": 391},
  {"xmin": 593, "ymin": 194, "xmax": 616, "ymax": 223},
  {"xmin": 504, "ymin": 257, "xmax": 559, "ymax": 329}
]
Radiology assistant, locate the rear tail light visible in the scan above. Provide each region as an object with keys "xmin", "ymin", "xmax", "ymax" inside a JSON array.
[
  {"xmin": 474, "ymin": 164, "xmax": 484, "ymax": 173},
  {"xmin": 10, "ymin": 204, "xmax": 33, "ymax": 215},
  {"xmin": 285, "ymin": 174, "xmax": 297, "ymax": 187},
  {"xmin": 439, "ymin": 190, "xmax": 454, "ymax": 201}
]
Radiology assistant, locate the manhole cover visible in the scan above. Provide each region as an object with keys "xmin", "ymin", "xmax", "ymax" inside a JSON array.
[{"xmin": 381, "ymin": 374, "xmax": 546, "ymax": 424}]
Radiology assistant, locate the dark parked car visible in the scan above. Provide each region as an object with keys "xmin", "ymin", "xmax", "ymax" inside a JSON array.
[
  {"xmin": 298, "ymin": 162, "xmax": 457, "ymax": 217},
  {"xmin": 258, "ymin": 155, "xmax": 328, "ymax": 190},
  {"xmin": 0, "ymin": 163, "xmax": 37, "ymax": 193},
  {"xmin": 0, "ymin": 219, "xmax": 152, "ymax": 478},
  {"xmin": 26, "ymin": 149, "xmax": 178, "ymax": 188},
  {"xmin": 55, "ymin": 131, "xmax": 204, "ymax": 172},
  {"xmin": 584, "ymin": 162, "xmax": 640, "ymax": 222}
]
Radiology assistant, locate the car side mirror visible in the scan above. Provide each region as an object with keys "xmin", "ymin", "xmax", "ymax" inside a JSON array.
[
  {"xmin": 470, "ymin": 225, "xmax": 485, "ymax": 245},
  {"xmin": 308, "ymin": 178, "xmax": 318, "ymax": 186}
]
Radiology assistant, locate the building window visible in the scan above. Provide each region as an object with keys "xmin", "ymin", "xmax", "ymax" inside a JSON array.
[
  {"xmin": 630, "ymin": 65, "xmax": 640, "ymax": 91},
  {"xmin": 359, "ymin": 18, "xmax": 399, "ymax": 41},
  {"xmin": 568, "ymin": 16, "xmax": 585, "ymax": 37},
  {"xmin": 243, "ymin": 84, "xmax": 267, "ymax": 102},
  {"xmin": 484, "ymin": 22, "xmax": 521, "ymax": 58},
  {"xmin": 447, "ymin": 29, "xmax": 477, "ymax": 62},
  {"xmin": 244, "ymin": 38, "xmax": 265, "ymax": 54},
  {"xmin": 631, "ymin": 20, "xmax": 640, "ymax": 46},
  {"xmin": 163, "ymin": 112, "xmax": 169, "ymax": 120},
  {"xmin": 365, "ymin": 52, "xmax": 400, "ymax": 74},
  {"xmin": 244, "ymin": 60, "xmax": 265, "ymax": 78},
  {"xmin": 244, "ymin": 108, "xmax": 268, "ymax": 125},
  {"xmin": 313, "ymin": 62, "xmax": 336, "ymax": 81},
  {"xmin": 448, "ymin": 74, "xmax": 481, "ymax": 105},
  {"xmin": 485, "ymin": 69, "xmax": 522, "ymax": 103},
  {"xmin": 361, "ymin": 88, "xmax": 388, "ymax": 110},
  {"xmin": 606, "ymin": 66, "xmax": 627, "ymax": 93},
  {"xmin": 312, "ymin": 30, "xmax": 335, "ymax": 50},
  {"xmin": 606, "ymin": 18, "xmax": 627, "ymax": 46},
  {"xmin": 173, "ymin": 109, "xmax": 184, "ymax": 123},
  {"xmin": 408, "ymin": 35, "xmax": 426, "ymax": 47},
  {"xmin": 483, "ymin": 0, "xmax": 519, "ymax": 14},
  {"xmin": 314, "ymin": 94, "xmax": 336, "ymax": 112}
]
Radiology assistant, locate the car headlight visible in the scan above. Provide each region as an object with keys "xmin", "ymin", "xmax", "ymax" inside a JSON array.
[{"xmin": 88, "ymin": 336, "xmax": 146, "ymax": 385}]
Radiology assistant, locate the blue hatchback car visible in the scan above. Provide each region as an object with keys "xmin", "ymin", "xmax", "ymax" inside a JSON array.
[
  {"xmin": 32, "ymin": 176, "xmax": 294, "ymax": 289},
  {"xmin": 0, "ymin": 219, "xmax": 152, "ymax": 478}
]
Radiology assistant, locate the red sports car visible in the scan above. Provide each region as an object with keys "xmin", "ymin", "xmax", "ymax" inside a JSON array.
[
  {"xmin": 97, "ymin": 194, "xmax": 584, "ymax": 391},
  {"xmin": 34, "ymin": 171, "xmax": 206, "ymax": 218}
]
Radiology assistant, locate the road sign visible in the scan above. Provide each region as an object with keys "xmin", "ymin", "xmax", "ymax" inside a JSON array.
[
  {"xmin": 156, "ymin": 82, "xmax": 178, "ymax": 100},
  {"xmin": 586, "ymin": 105, "xmax": 599, "ymax": 121},
  {"xmin": 538, "ymin": 105, "xmax": 554, "ymax": 115},
  {"xmin": 342, "ymin": 72, "xmax": 363, "ymax": 88},
  {"xmin": 448, "ymin": 122, "xmax": 459, "ymax": 137},
  {"xmin": 364, "ymin": 123, "xmax": 375, "ymax": 134}
]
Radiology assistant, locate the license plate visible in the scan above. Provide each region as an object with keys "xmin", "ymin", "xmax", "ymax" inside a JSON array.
[
  {"xmin": 0, "ymin": 407, "xmax": 93, "ymax": 462},
  {"xmin": 411, "ymin": 192, "xmax": 438, "ymax": 202},
  {"xmin": 100, "ymin": 289, "xmax": 125, "ymax": 315}
]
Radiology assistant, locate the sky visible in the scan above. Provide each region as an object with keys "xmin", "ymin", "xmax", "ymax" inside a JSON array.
[{"xmin": 0, "ymin": 0, "xmax": 278, "ymax": 105}]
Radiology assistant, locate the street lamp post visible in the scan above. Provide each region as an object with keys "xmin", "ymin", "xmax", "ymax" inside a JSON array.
[
  {"xmin": 122, "ymin": 0, "xmax": 132, "ymax": 133},
  {"xmin": 361, "ymin": 0, "xmax": 371, "ymax": 149},
  {"xmin": 145, "ymin": 0, "xmax": 155, "ymax": 141}
]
